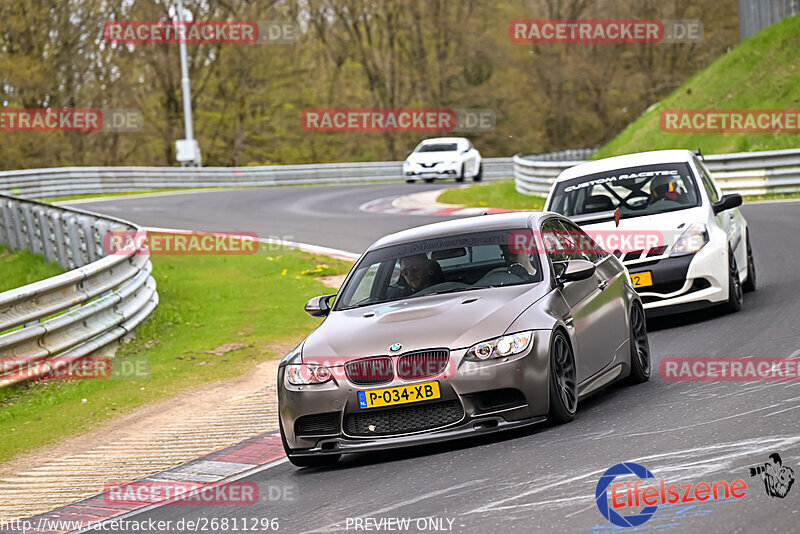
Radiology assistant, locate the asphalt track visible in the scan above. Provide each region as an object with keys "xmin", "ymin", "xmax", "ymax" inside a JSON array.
[{"xmin": 69, "ymin": 186, "xmax": 800, "ymax": 533}]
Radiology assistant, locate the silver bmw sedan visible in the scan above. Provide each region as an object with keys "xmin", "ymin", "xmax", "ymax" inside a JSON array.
[{"xmin": 278, "ymin": 212, "xmax": 649, "ymax": 467}]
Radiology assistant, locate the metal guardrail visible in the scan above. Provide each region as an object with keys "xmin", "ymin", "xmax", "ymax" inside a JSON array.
[
  {"xmin": 0, "ymin": 158, "xmax": 515, "ymax": 200},
  {"xmin": 0, "ymin": 194, "xmax": 158, "ymax": 387},
  {"xmin": 514, "ymin": 148, "xmax": 800, "ymax": 197}
]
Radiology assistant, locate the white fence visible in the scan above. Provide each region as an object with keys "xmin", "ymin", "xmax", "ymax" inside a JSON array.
[{"xmin": 0, "ymin": 194, "xmax": 158, "ymax": 387}]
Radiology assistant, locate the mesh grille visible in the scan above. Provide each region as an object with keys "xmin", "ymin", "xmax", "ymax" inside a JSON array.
[
  {"xmin": 295, "ymin": 412, "xmax": 340, "ymax": 436},
  {"xmin": 345, "ymin": 357, "xmax": 394, "ymax": 385},
  {"xmin": 397, "ymin": 350, "xmax": 449, "ymax": 380},
  {"xmin": 345, "ymin": 400, "xmax": 464, "ymax": 437}
]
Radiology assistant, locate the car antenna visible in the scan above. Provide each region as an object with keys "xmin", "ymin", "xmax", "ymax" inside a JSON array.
[{"xmin": 694, "ymin": 148, "xmax": 704, "ymax": 161}]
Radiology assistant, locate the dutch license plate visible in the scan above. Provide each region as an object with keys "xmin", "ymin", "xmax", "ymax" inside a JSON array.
[
  {"xmin": 358, "ymin": 381, "xmax": 440, "ymax": 409},
  {"xmin": 631, "ymin": 271, "xmax": 653, "ymax": 288}
]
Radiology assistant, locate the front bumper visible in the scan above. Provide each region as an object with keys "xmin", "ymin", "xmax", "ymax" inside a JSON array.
[
  {"xmin": 627, "ymin": 242, "xmax": 728, "ymax": 315},
  {"xmin": 404, "ymin": 163, "xmax": 461, "ymax": 179},
  {"xmin": 279, "ymin": 334, "xmax": 552, "ymax": 454}
]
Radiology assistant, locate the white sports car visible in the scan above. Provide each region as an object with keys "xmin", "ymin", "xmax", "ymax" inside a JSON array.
[
  {"xmin": 545, "ymin": 149, "xmax": 755, "ymax": 317},
  {"xmin": 403, "ymin": 137, "xmax": 482, "ymax": 183}
]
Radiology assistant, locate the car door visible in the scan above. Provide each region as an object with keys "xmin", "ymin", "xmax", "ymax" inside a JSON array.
[
  {"xmin": 696, "ymin": 159, "xmax": 745, "ymax": 266},
  {"xmin": 542, "ymin": 218, "xmax": 620, "ymax": 382}
]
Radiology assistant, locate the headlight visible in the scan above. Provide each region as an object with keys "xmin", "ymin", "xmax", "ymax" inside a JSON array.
[
  {"xmin": 465, "ymin": 331, "xmax": 533, "ymax": 361},
  {"xmin": 670, "ymin": 222, "xmax": 709, "ymax": 256},
  {"xmin": 285, "ymin": 364, "xmax": 333, "ymax": 385}
]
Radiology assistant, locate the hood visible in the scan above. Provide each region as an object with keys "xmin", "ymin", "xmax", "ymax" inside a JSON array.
[
  {"xmin": 573, "ymin": 206, "xmax": 709, "ymax": 250},
  {"xmin": 406, "ymin": 151, "xmax": 459, "ymax": 165},
  {"xmin": 302, "ymin": 283, "xmax": 550, "ymax": 363}
]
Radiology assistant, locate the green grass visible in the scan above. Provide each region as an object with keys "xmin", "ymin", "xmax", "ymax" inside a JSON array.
[
  {"xmin": 0, "ymin": 244, "xmax": 352, "ymax": 463},
  {"xmin": 437, "ymin": 180, "xmax": 800, "ymax": 210},
  {"xmin": 437, "ymin": 181, "xmax": 546, "ymax": 210},
  {"xmin": 594, "ymin": 15, "xmax": 800, "ymax": 158},
  {"xmin": 0, "ymin": 245, "xmax": 65, "ymax": 292},
  {"xmin": 743, "ymin": 191, "xmax": 800, "ymax": 202}
]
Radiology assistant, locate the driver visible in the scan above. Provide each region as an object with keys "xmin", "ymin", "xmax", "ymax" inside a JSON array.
[
  {"xmin": 399, "ymin": 254, "xmax": 436, "ymax": 292},
  {"xmin": 386, "ymin": 254, "xmax": 438, "ymax": 299},
  {"xmin": 500, "ymin": 245, "xmax": 537, "ymax": 277},
  {"xmin": 650, "ymin": 175, "xmax": 683, "ymax": 203}
]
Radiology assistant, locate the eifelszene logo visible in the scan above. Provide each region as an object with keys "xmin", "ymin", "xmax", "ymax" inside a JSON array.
[{"xmin": 595, "ymin": 462, "xmax": 748, "ymax": 527}]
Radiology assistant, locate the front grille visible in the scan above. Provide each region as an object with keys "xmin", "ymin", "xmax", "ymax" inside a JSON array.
[
  {"xmin": 345, "ymin": 400, "xmax": 464, "ymax": 437},
  {"xmin": 420, "ymin": 162, "xmax": 441, "ymax": 168},
  {"xmin": 397, "ymin": 350, "xmax": 449, "ymax": 380},
  {"xmin": 345, "ymin": 357, "xmax": 394, "ymax": 385},
  {"xmin": 295, "ymin": 412, "xmax": 340, "ymax": 436}
]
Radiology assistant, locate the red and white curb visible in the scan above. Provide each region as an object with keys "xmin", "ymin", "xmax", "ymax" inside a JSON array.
[
  {"xmin": 359, "ymin": 189, "xmax": 523, "ymax": 217},
  {"xmin": 5, "ymin": 431, "xmax": 286, "ymax": 534}
]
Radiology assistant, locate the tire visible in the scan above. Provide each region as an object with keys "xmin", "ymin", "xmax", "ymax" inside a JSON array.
[
  {"xmin": 280, "ymin": 418, "xmax": 341, "ymax": 468},
  {"xmin": 455, "ymin": 174, "xmax": 465, "ymax": 183},
  {"xmin": 625, "ymin": 303, "xmax": 650, "ymax": 385},
  {"xmin": 723, "ymin": 246, "xmax": 743, "ymax": 313},
  {"xmin": 472, "ymin": 164, "xmax": 483, "ymax": 182},
  {"xmin": 406, "ymin": 179, "xmax": 416, "ymax": 184},
  {"xmin": 547, "ymin": 330, "xmax": 577, "ymax": 425},
  {"xmin": 424, "ymin": 178, "xmax": 436, "ymax": 183},
  {"xmin": 742, "ymin": 233, "xmax": 756, "ymax": 292}
]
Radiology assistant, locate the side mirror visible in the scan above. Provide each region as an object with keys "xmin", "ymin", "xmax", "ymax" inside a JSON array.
[
  {"xmin": 304, "ymin": 294, "xmax": 336, "ymax": 317},
  {"xmin": 712, "ymin": 193, "xmax": 743, "ymax": 215},
  {"xmin": 558, "ymin": 259, "xmax": 596, "ymax": 283}
]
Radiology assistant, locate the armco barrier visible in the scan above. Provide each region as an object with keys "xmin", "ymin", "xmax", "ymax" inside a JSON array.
[
  {"xmin": 0, "ymin": 194, "xmax": 158, "ymax": 388},
  {"xmin": 0, "ymin": 158, "xmax": 514, "ymax": 200},
  {"xmin": 514, "ymin": 148, "xmax": 800, "ymax": 197}
]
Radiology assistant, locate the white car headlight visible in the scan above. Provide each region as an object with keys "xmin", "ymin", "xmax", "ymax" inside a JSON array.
[
  {"xmin": 465, "ymin": 331, "xmax": 533, "ymax": 361},
  {"xmin": 285, "ymin": 364, "xmax": 332, "ymax": 385},
  {"xmin": 670, "ymin": 222, "xmax": 709, "ymax": 256}
]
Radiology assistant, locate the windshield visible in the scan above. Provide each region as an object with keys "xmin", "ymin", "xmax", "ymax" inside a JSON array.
[
  {"xmin": 548, "ymin": 163, "xmax": 700, "ymax": 220},
  {"xmin": 416, "ymin": 143, "xmax": 458, "ymax": 153},
  {"xmin": 335, "ymin": 229, "xmax": 543, "ymax": 310}
]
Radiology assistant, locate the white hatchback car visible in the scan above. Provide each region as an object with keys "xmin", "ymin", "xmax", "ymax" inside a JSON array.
[
  {"xmin": 403, "ymin": 137, "xmax": 482, "ymax": 183},
  {"xmin": 545, "ymin": 150, "xmax": 755, "ymax": 317}
]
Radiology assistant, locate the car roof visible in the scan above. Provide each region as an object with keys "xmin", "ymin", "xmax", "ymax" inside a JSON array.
[
  {"xmin": 367, "ymin": 212, "xmax": 558, "ymax": 250},
  {"xmin": 419, "ymin": 137, "xmax": 468, "ymax": 144},
  {"xmin": 555, "ymin": 149, "xmax": 696, "ymax": 183}
]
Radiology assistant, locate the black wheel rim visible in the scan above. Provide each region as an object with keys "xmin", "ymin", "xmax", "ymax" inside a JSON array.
[
  {"xmin": 730, "ymin": 250, "xmax": 742, "ymax": 302},
  {"xmin": 631, "ymin": 305, "xmax": 650, "ymax": 374},
  {"xmin": 553, "ymin": 335, "xmax": 577, "ymax": 413},
  {"xmin": 747, "ymin": 240, "xmax": 755, "ymax": 279}
]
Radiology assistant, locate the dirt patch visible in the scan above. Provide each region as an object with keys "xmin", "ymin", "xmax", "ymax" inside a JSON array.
[
  {"xmin": 318, "ymin": 274, "xmax": 347, "ymax": 290},
  {"xmin": 0, "ymin": 340, "xmax": 294, "ymax": 520},
  {"xmin": 205, "ymin": 342, "xmax": 252, "ymax": 356}
]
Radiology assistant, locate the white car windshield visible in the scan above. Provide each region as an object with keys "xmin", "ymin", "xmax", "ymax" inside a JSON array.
[
  {"xmin": 416, "ymin": 143, "xmax": 458, "ymax": 153},
  {"xmin": 549, "ymin": 163, "xmax": 701, "ymax": 220},
  {"xmin": 335, "ymin": 229, "xmax": 544, "ymax": 310}
]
